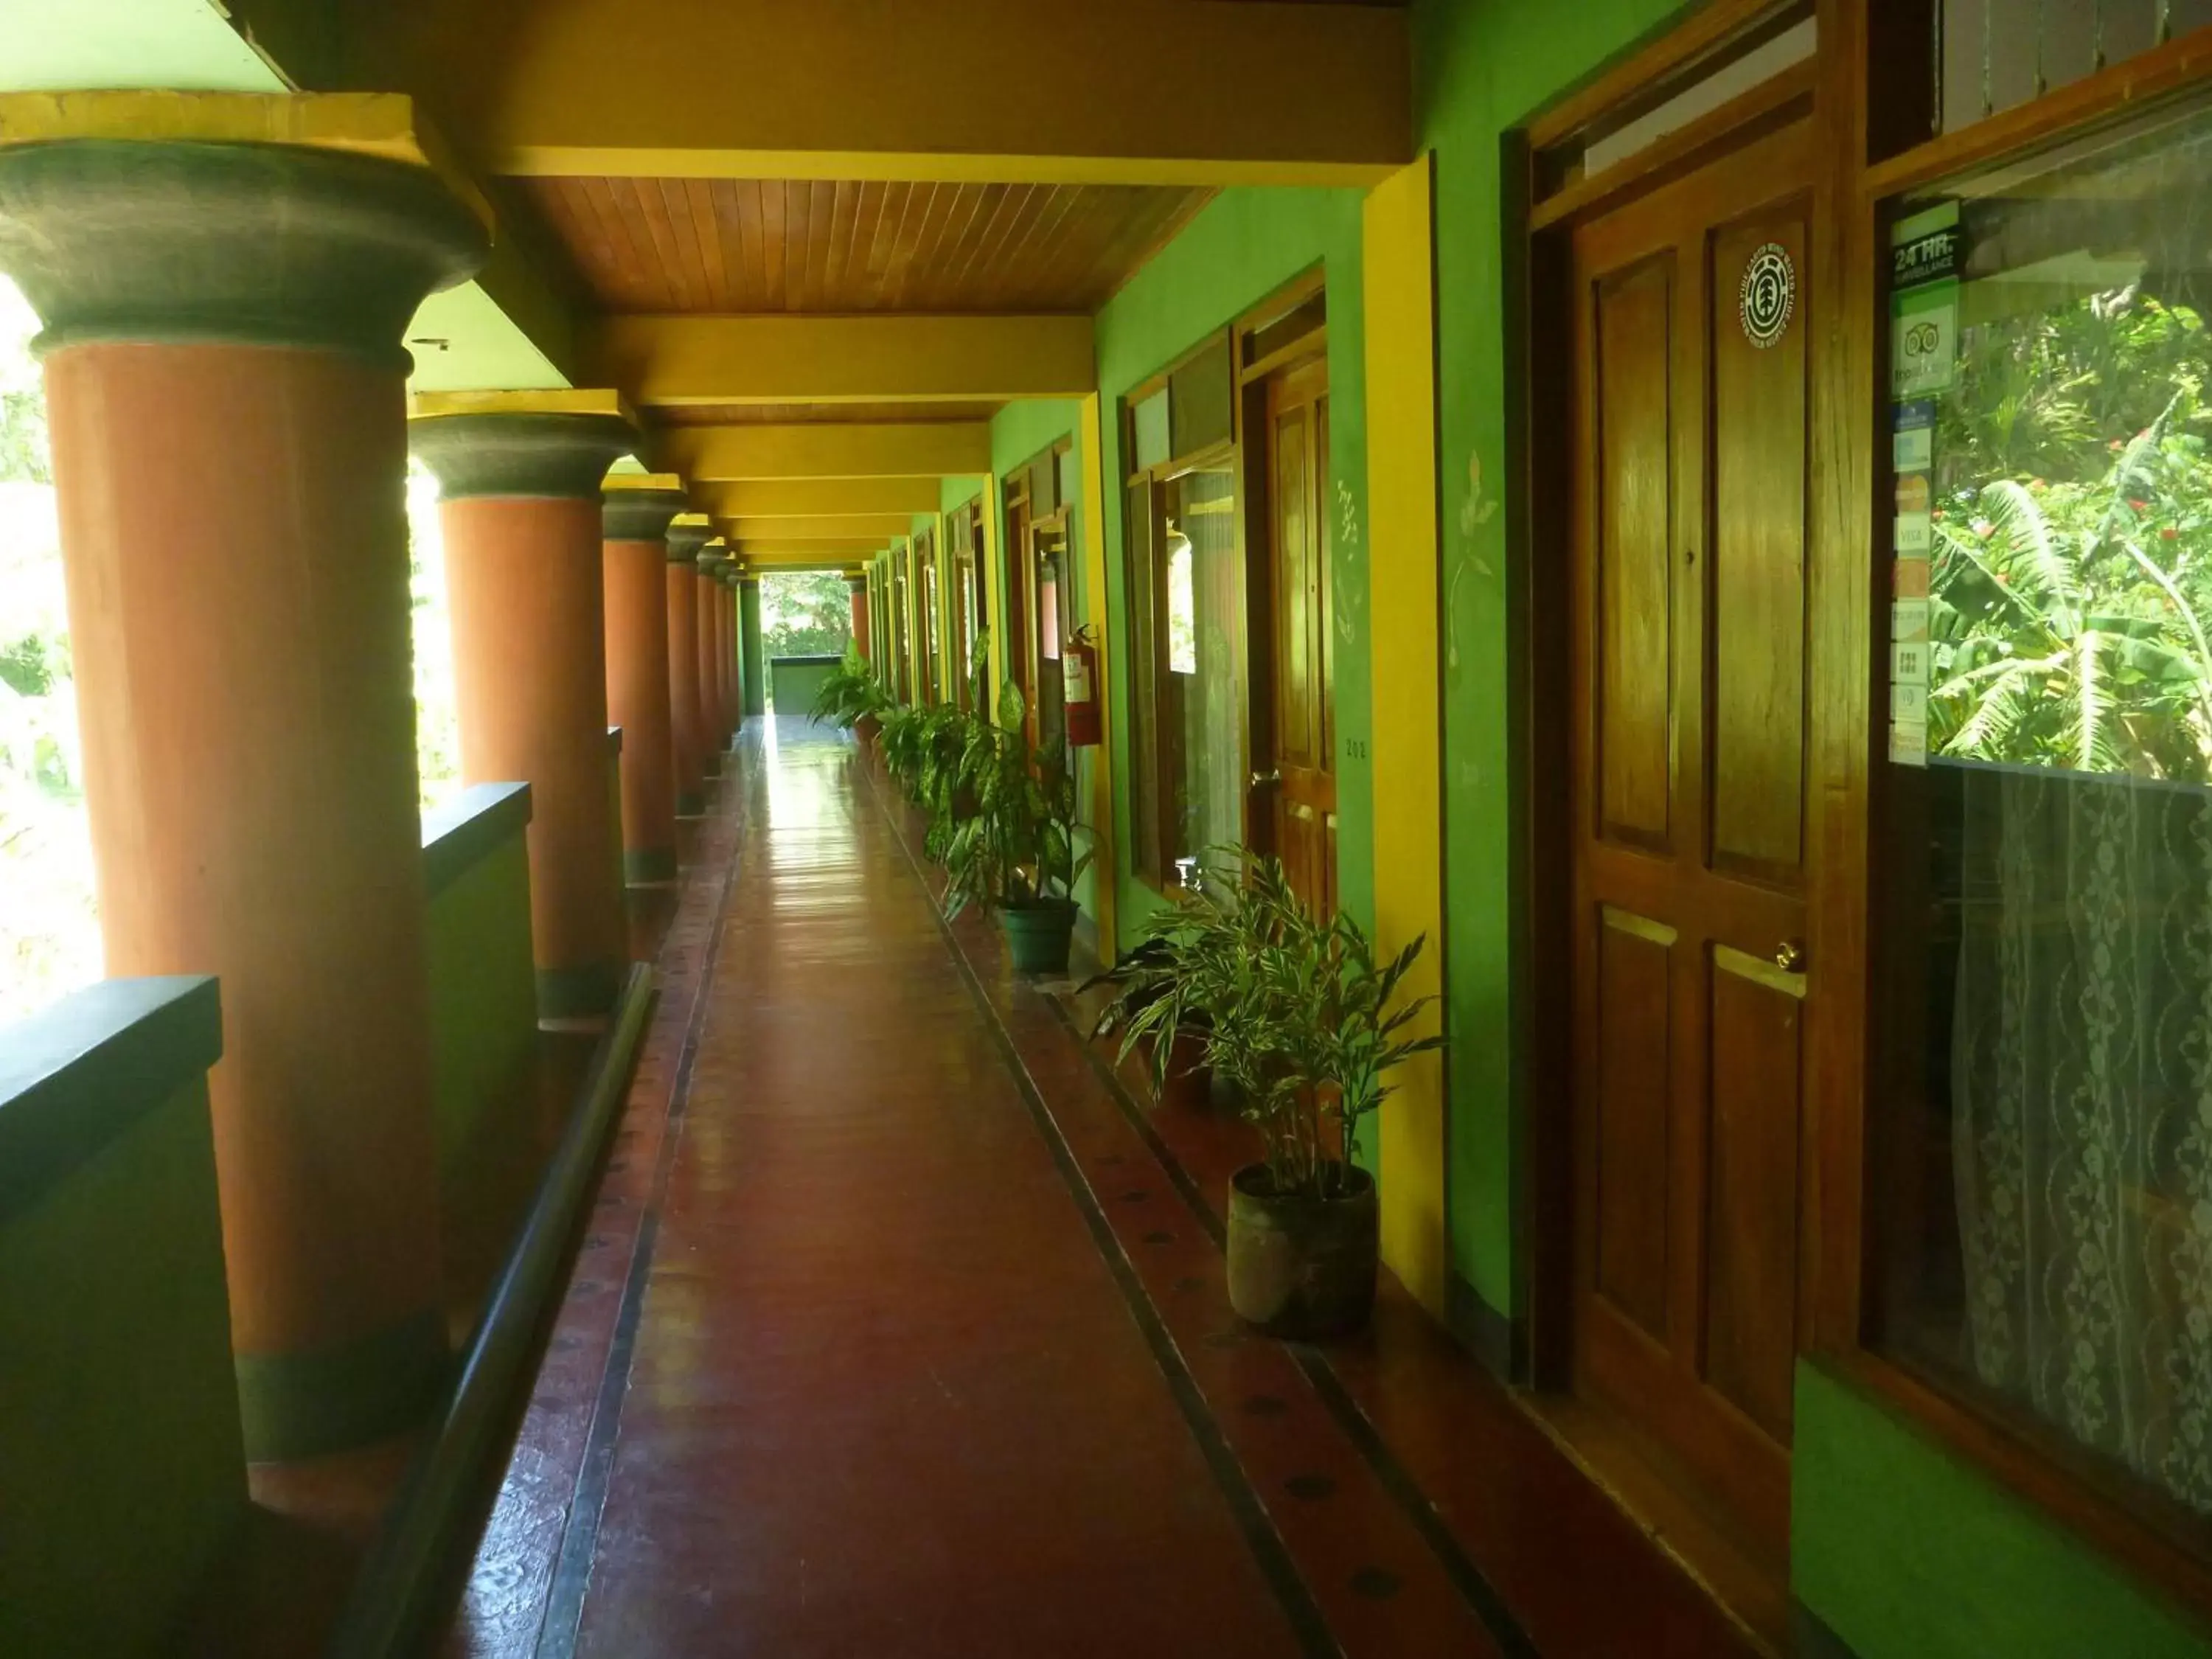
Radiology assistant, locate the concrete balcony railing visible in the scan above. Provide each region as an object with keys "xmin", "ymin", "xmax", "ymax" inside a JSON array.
[{"xmin": 0, "ymin": 975, "xmax": 244, "ymax": 1656}]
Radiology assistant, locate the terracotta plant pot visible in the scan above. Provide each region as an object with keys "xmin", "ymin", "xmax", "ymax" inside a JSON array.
[
  {"xmin": 999, "ymin": 897, "xmax": 1077, "ymax": 975},
  {"xmin": 1225, "ymin": 1162, "xmax": 1378, "ymax": 1339},
  {"xmin": 854, "ymin": 712, "xmax": 879, "ymax": 750}
]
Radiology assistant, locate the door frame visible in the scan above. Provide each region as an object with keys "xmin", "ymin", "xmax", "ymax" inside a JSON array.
[{"xmin": 1514, "ymin": 1, "xmax": 1829, "ymax": 1403}]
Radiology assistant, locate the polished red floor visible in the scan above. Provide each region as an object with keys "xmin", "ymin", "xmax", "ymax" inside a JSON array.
[{"xmin": 441, "ymin": 720, "xmax": 1763, "ymax": 1658}]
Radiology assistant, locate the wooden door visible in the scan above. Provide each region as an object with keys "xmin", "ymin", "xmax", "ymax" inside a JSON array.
[
  {"xmin": 1564, "ymin": 119, "xmax": 1814, "ymax": 1545},
  {"xmin": 1005, "ymin": 493, "xmax": 1032, "ymax": 718},
  {"xmin": 1257, "ymin": 356, "xmax": 1336, "ymax": 919}
]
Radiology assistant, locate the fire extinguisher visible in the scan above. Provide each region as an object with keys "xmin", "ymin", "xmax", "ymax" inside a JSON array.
[{"xmin": 1063, "ymin": 624, "xmax": 1103, "ymax": 748}]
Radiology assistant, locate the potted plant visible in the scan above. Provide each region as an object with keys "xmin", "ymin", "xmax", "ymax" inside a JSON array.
[
  {"xmin": 1082, "ymin": 926, "xmax": 1213, "ymax": 1111},
  {"xmin": 941, "ymin": 679, "xmax": 1090, "ymax": 974},
  {"xmin": 808, "ymin": 644, "xmax": 891, "ymax": 747},
  {"xmin": 1166, "ymin": 849, "xmax": 1443, "ymax": 1339}
]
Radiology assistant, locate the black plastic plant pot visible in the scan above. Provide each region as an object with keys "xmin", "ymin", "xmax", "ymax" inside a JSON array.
[
  {"xmin": 999, "ymin": 897, "xmax": 1077, "ymax": 975},
  {"xmin": 1225, "ymin": 1162, "xmax": 1378, "ymax": 1339}
]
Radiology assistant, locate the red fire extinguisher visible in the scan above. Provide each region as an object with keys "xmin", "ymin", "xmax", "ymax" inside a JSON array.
[{"xmin": 1063, "ymin": 624, "xmax": 1103, "ymax": 748}]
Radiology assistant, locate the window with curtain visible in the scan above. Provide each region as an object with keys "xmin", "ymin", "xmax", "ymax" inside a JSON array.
[{"xmin": 1872, "ymin": 98, "xmax": 2212, "ymax": 1531}]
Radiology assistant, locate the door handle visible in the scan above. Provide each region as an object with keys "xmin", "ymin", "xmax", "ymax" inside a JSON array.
[
  {"xmin": 1774, "ymin": 939, "xmax": 1806, "ymax": 973},
  {"xmin": 1251, "ymin": 768, "xmax": 1282, "ymax": 789}
]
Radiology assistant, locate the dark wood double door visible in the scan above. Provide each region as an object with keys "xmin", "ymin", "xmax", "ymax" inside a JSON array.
[{"xmin": 1563, "ymin": 118, "xmax": 1815, "ymax": 1544}]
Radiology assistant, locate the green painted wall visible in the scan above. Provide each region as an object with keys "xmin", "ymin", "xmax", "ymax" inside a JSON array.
[
  {"xmin": 1794, "ymin": 1363, "xmax": 2208, "ymax": 1657},
  {"xmin": 986, "ymin": 399, "xmax": 1110, "ymax": 922},
  {"xmin": 424, "ymin": 829, "xmax": 538, "ymax": 1191},
  {"xmin": 1413, "ymin": 0, "xmax": 1678, "ymax": 1326},
  {"xmin": 1092, "ymin": 187, "xmax": 1374, "ymax": 956},
  {"xmin": 1, "ymin": 1074, "xmax": 245, "ymax": 1657}
]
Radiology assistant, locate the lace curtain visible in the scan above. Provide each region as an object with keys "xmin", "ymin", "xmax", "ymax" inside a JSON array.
[{"xmin": 1952, "ymin": 762, "xmax": 2212, "ymax": 1514}]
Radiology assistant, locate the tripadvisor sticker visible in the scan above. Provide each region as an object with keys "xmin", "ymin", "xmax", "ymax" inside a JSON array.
[{"xmin": 1892, "ymin": 202, "xmax": 1961, "ymax": 398}]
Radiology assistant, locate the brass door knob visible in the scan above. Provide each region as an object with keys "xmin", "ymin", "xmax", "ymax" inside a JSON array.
[{"xmin": 1774, "ymin": 939, "xmax": 1806, "ymax": 973}]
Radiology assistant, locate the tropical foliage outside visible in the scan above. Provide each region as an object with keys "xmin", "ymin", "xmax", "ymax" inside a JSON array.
[
  {"xmin": 1930, "ymin": 281, "xmax": 2212, "ymax": 780},
  {"xmin": 759, "ymin": 569, "xmax": 852, "ymax": 663}
]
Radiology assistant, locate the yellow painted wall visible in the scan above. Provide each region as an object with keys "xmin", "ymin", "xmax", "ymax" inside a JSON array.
[
  {"xmin": 1363, "ymin": 156, "xmax": 1447, "ymax": 1318},
  {"xmin": 1077, "ymin": 394, "xmax": 1118, "ymax": 965}
]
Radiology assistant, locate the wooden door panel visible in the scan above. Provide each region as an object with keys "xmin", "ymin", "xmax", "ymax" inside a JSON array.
[
  {"xmin": 1595, "ymin": 258, "xmax": 1676, "ymax": 850},
  {"xmin": 1593, "ymin": 907, "xmax": 1674, "ymax": 1343},
  {"xmin": 1564, "ymin": 119, "xmax": 1812, "ymax": 1548},
  {"xmin": 1703, "ymin": 947, "xmax": 1805, "ymax": 1442},
  {"xmin": 1708, "ymin": 209, "xmax": 1810, "ymax": 880},
  {"xmin": 1262, "ymin": 355, "xmax": 1336, "ymax": 920},
  {"xmin": 1274, "ymin": 401, "xmax": 1315, "ymax": 768}
]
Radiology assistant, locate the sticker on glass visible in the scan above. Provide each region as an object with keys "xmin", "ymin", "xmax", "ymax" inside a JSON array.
[
  {"xmin": 1889, "ymin": 720, "xmax": 1928, "ymax": 768},
  {"xmin": 1739, "ymin": 243, "xmax": 1795, "ymax": 348},
  {"xmin": 1893, "ymin": 641, "xmax": 1930, "ymax": 685}
]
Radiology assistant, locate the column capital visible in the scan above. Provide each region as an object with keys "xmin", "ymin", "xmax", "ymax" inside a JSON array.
[
  {"xmin": 0, "ymin": 131, "xmax": 485, "ymax": 366},
  {"xmin": 667, "ymin": 512, "xmax": 712, "ymax": 563},
  {"xmin": 695, "ymin": 538, "xmax": 731, "ymax": 577},
  {"xmin": 411, "ymin": 391, "xmax": 639, "ymax": 501},
  {"xmin": 603, "ymin": 474, "xmax": 689, "ymax": 543}
]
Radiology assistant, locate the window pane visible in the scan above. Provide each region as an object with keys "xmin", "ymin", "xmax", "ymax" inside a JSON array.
[
  {"xmin": 1873, "ymin": 100, "xmax": 2212, "ymax": 1523},
  {"xmin": 1161, "ymin": 463, "xmax": 1242, "ymax": 882}
]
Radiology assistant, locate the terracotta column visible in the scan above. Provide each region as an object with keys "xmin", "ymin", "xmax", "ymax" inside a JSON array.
[
  {"xmin": 412, "ymin": 400, "xmax": 638, "ymax": 1019},
  {"xmin": 849, "ymin": 574, "xmax": 872, "ymax": 660},
  {"xmin": 739, "ymin": 573, "xmax": 768, "ymax": 720},
  {"xmin": 0, "ymin": 128, "xmax": 485, "ymax": 1460},
  {"xmin": 666, "ymin": 515, "xmax": 711, "ymax": 813},
  {"xmin": 601, "ymin": 478, "xmax": 687, "ymax": 883},
  {"xmin": 695, "ymin": 543, "xmax": 731, "ymax": 769}
]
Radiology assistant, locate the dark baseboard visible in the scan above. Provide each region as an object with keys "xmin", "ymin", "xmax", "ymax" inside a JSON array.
[
  {"xmin": 1790, "ymin": 1601, "xmax": 1860, "ymax": 1658},
  {"xmin": 1448, "ymin": 1273, "xmax": 1525, "ymax": 1382}
]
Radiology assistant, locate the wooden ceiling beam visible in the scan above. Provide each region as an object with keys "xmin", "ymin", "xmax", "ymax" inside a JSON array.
[
  {"xmin": 593, "ymin": 313, "xmax": 1092, "ymax": 406},
  {"xmin": 661, "ymin": 422, "xmax": 991, "ymax": 482},
  {"xmin": 365, "ymin": 0, "xmax": 1411, "ymax": 186}
]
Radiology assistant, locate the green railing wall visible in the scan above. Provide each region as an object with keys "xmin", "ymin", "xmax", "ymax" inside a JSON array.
[
  {"xmin": 769, "ymin": 653, "xmax": 840, "ymax": 720},
  {"xmin": 421, "ymin": 781, "xmax": 538, "ymax": 1189},
  {"xmin": 0, "ymin": 975, "xmax": 246, "ymax": 1658}
]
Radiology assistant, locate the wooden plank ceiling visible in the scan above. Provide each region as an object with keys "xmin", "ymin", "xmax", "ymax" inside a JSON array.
[{"xmin": 528, "ymin": 177, "xmax": 1213, "ymax": 315}]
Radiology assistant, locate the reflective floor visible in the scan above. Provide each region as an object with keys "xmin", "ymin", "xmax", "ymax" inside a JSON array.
[{"xmin": 440, "ymin": 719, "xmax": 1764, "ymax": 1658}]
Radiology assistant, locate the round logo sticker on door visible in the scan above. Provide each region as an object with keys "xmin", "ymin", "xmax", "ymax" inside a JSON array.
[{"xmin": 1739, "ymin": 243, "xmax": 1795, "ymax": 348}]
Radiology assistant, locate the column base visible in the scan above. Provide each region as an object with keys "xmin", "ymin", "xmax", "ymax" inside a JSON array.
[
  {"xmin": 623, "ymin": 846, "xmax": 678, "ymax": 885},
  {"xmin": 234, "ymin": 1307, "xmax": 448, "ymax": 1462},
  {"xmin": 675, "ymin": 790, "xmax": 706, "ymax": 818},
  {"xmin": 536, "ymin": 960, "xmax": 622, "ymax": 1020},
  {"xmin": 702, "ymin": 753, "xmax": 723, "ymax": 779}
]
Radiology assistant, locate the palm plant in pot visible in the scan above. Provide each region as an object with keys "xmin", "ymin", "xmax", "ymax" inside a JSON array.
[
  {"xmin": 1174, "ymin": 849, "xmax": 1443, "ymax": 1339},
  {"xmin": 807, "ymin": 644, "xmax": 891, "ymax": 746},
  {"xmin": 1081, "ymin": 919, "xmax": 1214, "ymax": 1112},
  {"xmin": 941, "ymin": 679, "xmax": 1090, "ymax": 974}
]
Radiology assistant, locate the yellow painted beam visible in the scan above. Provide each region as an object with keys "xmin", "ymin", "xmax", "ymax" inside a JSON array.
[
  {"xmin": 1364, "ymin": 157, "xmax": 1447, "ymax": 1321},
  {"xmin": 594, "ymin": 314, "xmax": 1093, "ymax": 406},
  {"xmin": 722, "ymin": 514, "xmax": 917, "ymax": 542},
  {"xmin": 727, "ymin": 537, "xmax": 893, "ymax": 559},
  {"xmin": 1077, "ymin": 392, "xmax": 1119, "ymax": 965},
  {"xmin": 661, "ymin": 422, "xmax": 992, "ymax": 483},
  {"xmin": 374, "ymin": 0, "xmax": 1411, "ymax": 186},
  {"xmin": 699, "ymin": 479, "xmax": 942, "ymax": 518},
  {"xmin": 411, "ymin": 386, "xmax": 633, "ymax": 422}
]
